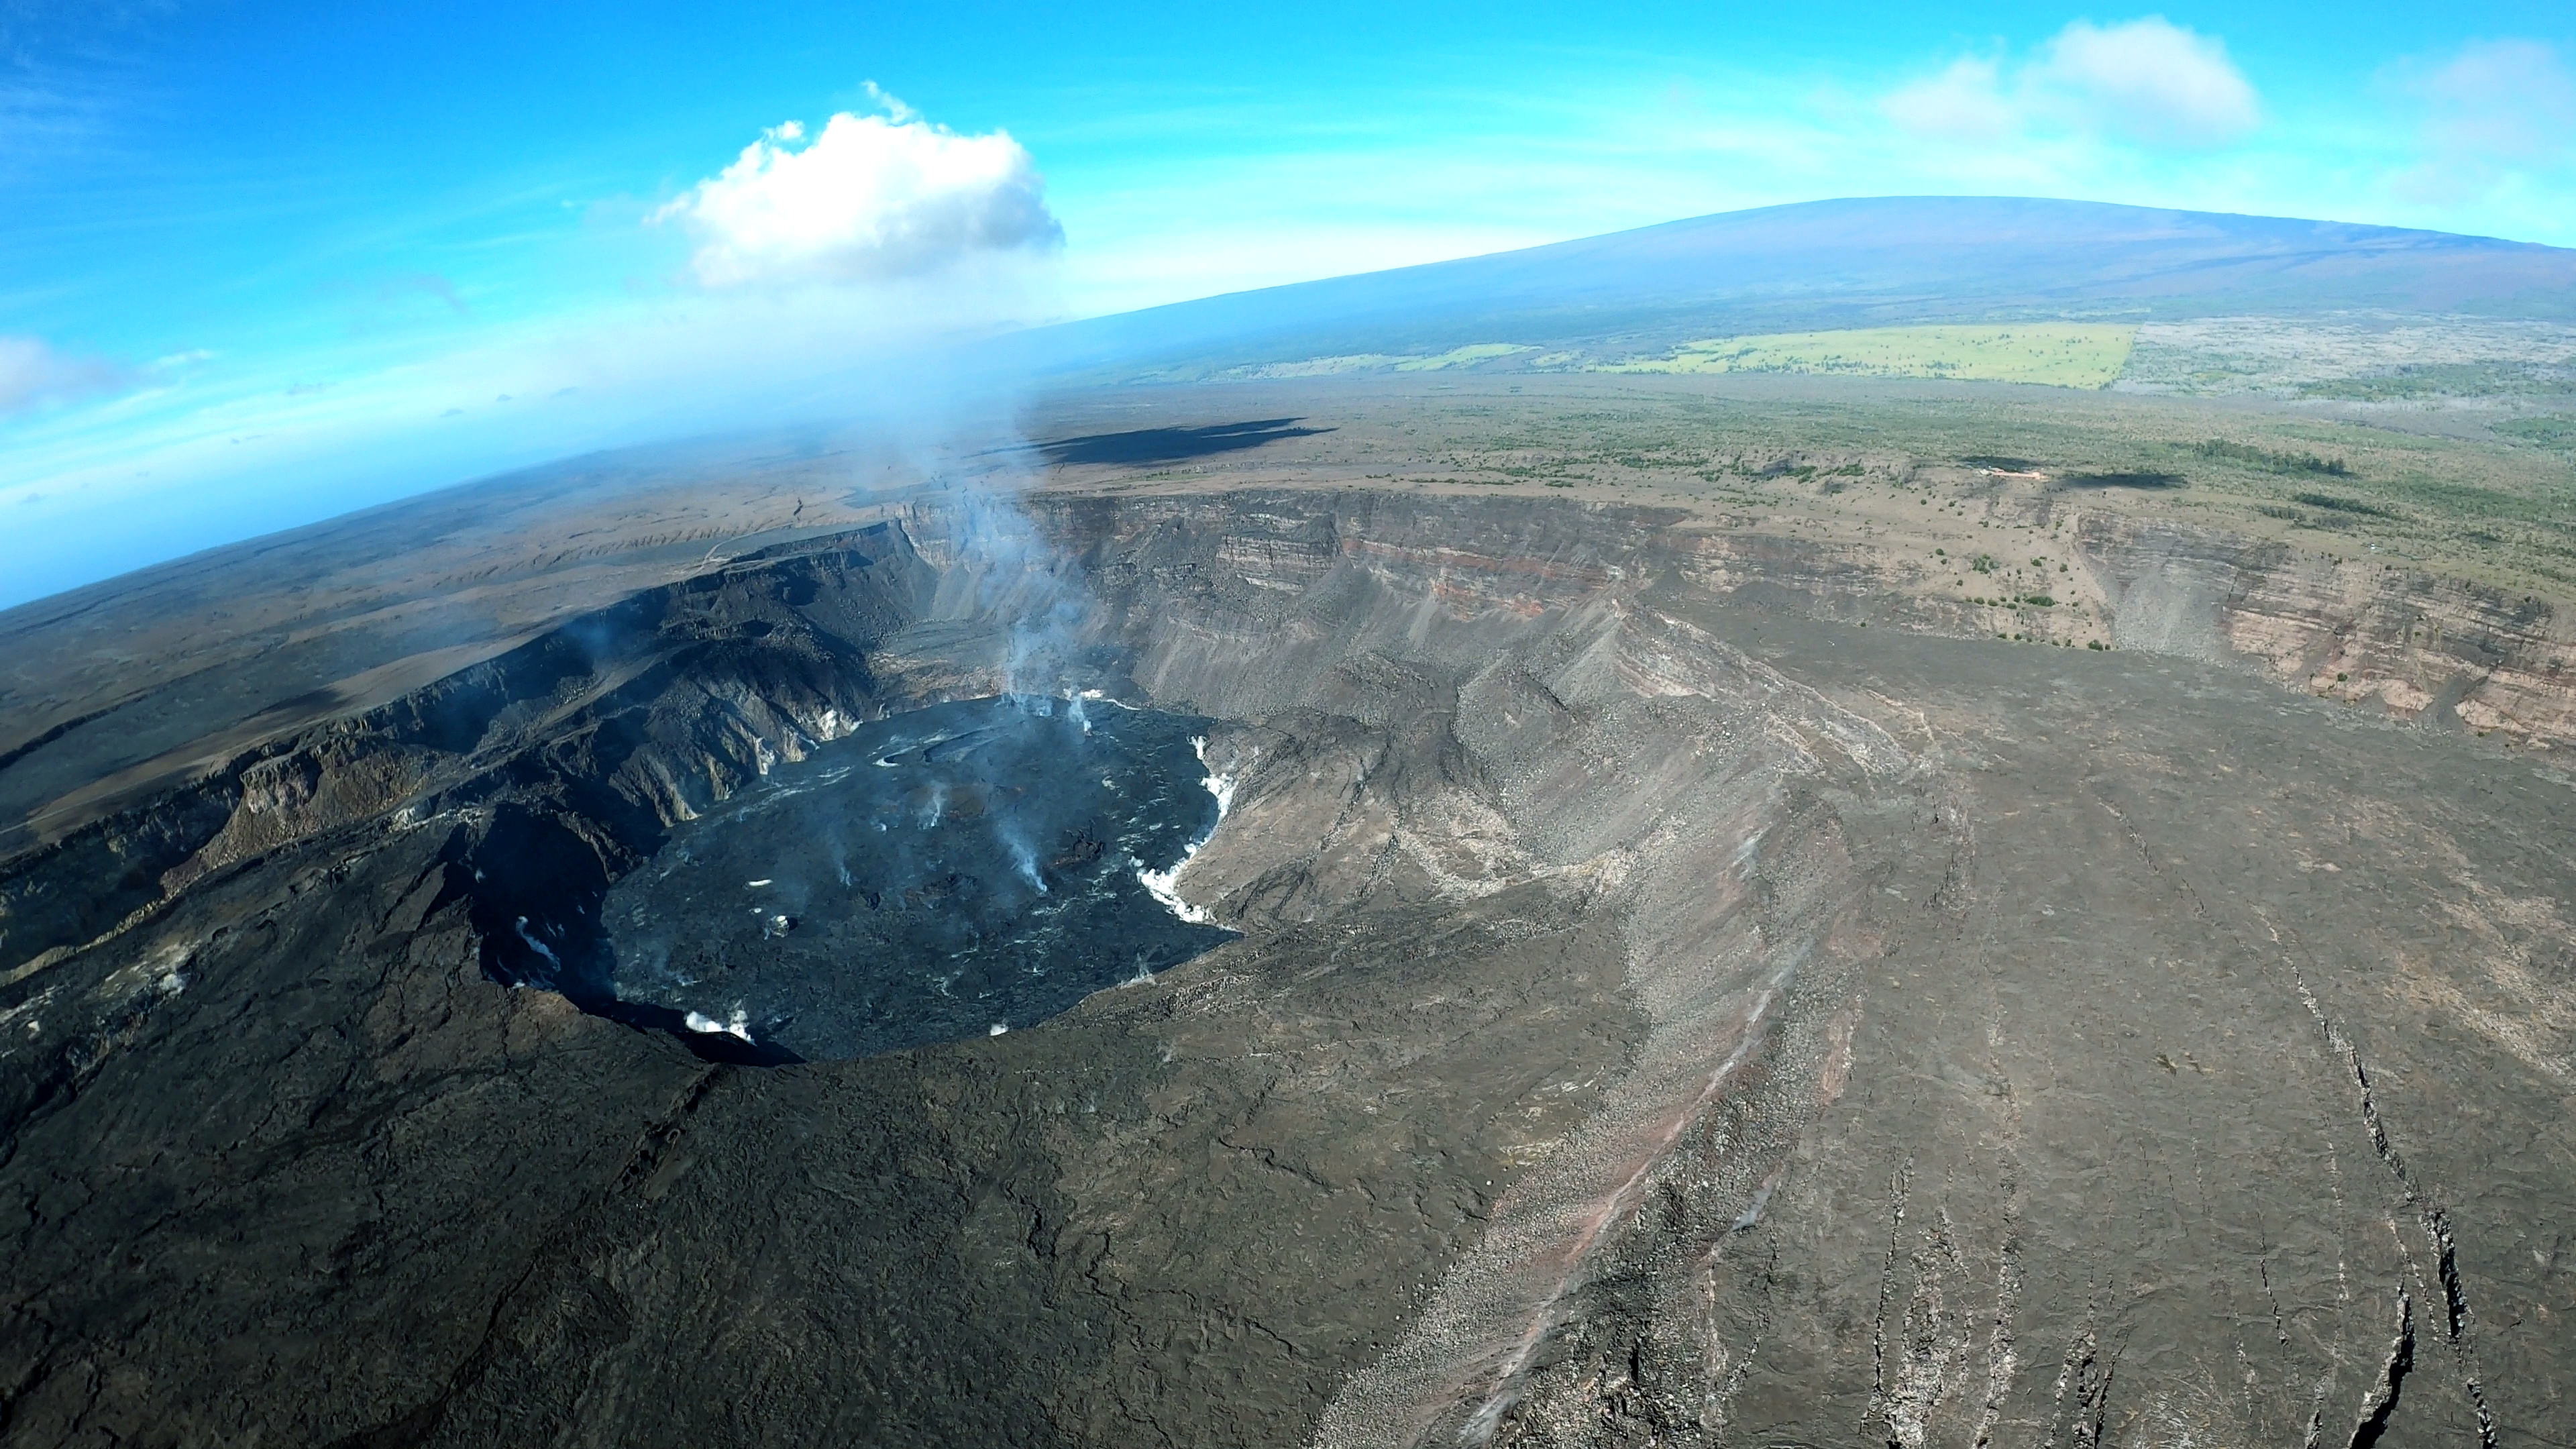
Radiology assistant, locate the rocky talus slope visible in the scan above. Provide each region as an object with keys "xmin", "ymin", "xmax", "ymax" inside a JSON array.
[{"xmin": 1, "ymin": 490, "xmax": 2569, "ymax": 1448}]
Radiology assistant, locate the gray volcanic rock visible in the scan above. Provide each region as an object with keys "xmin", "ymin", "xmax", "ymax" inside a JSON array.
[{"xmin": 0, "ymin": 488, "xmax": 2569, "ymax": 1448}]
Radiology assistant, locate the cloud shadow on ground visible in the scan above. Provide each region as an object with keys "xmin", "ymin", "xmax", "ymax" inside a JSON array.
[{"xmin": 1034, "ymin": 417, "xmax": 1333, "ymax": 467}]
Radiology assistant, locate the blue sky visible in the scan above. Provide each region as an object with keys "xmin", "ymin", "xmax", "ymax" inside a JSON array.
[{"xmin": 4, "ymin": 1, "xmax": 2574, "ymax": 606}]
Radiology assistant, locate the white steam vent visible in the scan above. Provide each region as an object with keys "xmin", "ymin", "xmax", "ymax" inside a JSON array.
[
  {"xmin": 684, "ymin": 1006, "xmax": 755, "ymax": 1042},
  {"xmin": 1136, "ymin": 736, "xmax": 1238, "ymax": 926}
]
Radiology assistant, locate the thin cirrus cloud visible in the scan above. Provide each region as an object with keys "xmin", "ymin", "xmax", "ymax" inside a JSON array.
[
  {"xmin": 1880, "ymin": 56, "xmax": 2020, "ymax": 143},
  {"xmin": 652, "ymin": 88, "xmax": 1064, "ymax": 288},
  {"xmin": 0, "ymin": 335, "xmax": 131, "ymax": 417},
  {"xmin": 2408, "ymin": 40, "xmax": 2575, "ymax": 184},
  {"xmin": 1883, "ymin": 16, "xmax": 2260, "ymax": 152}
]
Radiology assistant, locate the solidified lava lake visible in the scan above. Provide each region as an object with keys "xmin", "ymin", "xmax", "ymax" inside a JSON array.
[{"xmin": 604, "ymin": 696, "xmax": 1234, "ymax": 1062}]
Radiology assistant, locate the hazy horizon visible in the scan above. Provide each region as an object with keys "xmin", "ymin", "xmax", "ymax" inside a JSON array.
[{"xmin": 6, "ymin": 1, "xmax": 2574, "ymax": 605}]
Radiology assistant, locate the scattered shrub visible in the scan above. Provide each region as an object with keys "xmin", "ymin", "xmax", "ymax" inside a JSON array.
[
  {"xmin": 2290, "ymin": 491, "xmax": 2400, "ymax": 519},
  {"xmin": 2059, "ymin": 472, "xmax": 2186, "ymax": 489},
  {"xmin": 2194, "ymin": 439, "xmax": 2353, "ymax": 476}
]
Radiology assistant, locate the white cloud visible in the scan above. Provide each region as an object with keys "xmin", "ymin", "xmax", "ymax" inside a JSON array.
[
  {"xmin": 2385, "ymin": 40, "xmax": 2575, "ymax": 207},
  {"xmin": 1881, "ymin": 57, "xmax": 2018, "ymax": 143},
  {"xmin": 2420, "ymin": 40, "xmax": 2575, "ymax": 168},
  {"xmin": 2032, "ymin": 18, "xmax": 2259, "ymax": 147},
  {"xmin": 0, "ymin": 335, "xmax": 128, "ymax": 415},
  {"xmin": 653, "ymin": 89, "xmax": 1062, "ymax": 287},
  {"xmin": 1883, "ymin": 16, "xmax": 2259, "ymax": 152}
]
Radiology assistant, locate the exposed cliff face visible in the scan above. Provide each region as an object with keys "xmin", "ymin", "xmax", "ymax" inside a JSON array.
[
  {"xmin": 1654, "ymin": 491, "xmax": 2575, "ymax": 747},
  {"xmin": 0, "ymin": 488, "xmax": 2570, "ymax": 1448},
  {"xmin": 2074, "ymin": 515, "xmax": 2576, "ymax": 745},
  {"xmin": 7, "ymin": 486, "xmax": 2564, "ymax": 983},
  {"xmin": 0, "ymin": 527, "xmax": 930, "ymax": 991}
]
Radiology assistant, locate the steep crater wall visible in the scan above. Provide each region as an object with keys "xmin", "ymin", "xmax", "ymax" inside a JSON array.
[
  {"xmin": 0, "ymin": 488, "xmax": 1915, "ymax": 1446},
  {"xmin": 2076, "ymin": 514, "xmax": 2576, "ymax": 743},
  {"xmin": 1, "ymin": 487, "xmax": 2568, "ymax": 1449}
]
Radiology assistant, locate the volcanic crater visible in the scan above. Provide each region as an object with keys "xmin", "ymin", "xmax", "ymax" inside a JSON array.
[{"xmin": 1, "ymin": 480, "xmax": 2570, "ymax": 1448}]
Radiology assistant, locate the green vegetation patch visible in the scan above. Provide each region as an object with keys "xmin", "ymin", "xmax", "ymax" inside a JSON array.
[
  {"xmin": 1601, "ymin": 324, "xmax": 2139, "ymax": 390},
  {"xmin": 1393, "ymin": 343, "xmax": 1536, "ymax": 372},
  {"xmin": 2494, "ymin": 416, "xmax": 2576, "ymax": 451},
  {"xmin": 1232, "ymin": 344, "xmax": 1536, "ymax": 379},
  {"xmin": 2191, "ymin": 439, "xmax": 2351, "ymax": 477},
  {"xmin": 2294, "ymin": 362, "xmax": 2576, "ymax": 401},
  {"xmin": 2060, "ymin": 471, "xmax": 2186, "ymax": 490},
  {"xmin": 2289, "ymin": 491, "xmax": 2402, "ymax": 519}
]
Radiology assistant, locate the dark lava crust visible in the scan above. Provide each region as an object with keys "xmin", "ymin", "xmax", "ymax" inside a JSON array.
[
  {"xmin": 0, "ymin": 489, "xmax": 2570, "ymax": 1448},
  {"xmin": 598, "ymin": 694, "xmax": 1231, "ymax": 1061}
]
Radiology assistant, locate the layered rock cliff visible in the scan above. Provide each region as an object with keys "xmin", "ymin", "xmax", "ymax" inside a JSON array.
[{"xmin": 0, "ymin": 489, "xmax": 2569, "ymax": 1448}]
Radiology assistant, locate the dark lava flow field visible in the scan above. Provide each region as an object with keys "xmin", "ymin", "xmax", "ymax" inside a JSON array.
[
  {"xmin": 598, "ymin": 694, "xmax": 1231, "ymax": 1062},
  {"xmin": 0, "ymin": 470, "xmax": 2569, "ymax": 1448}
]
